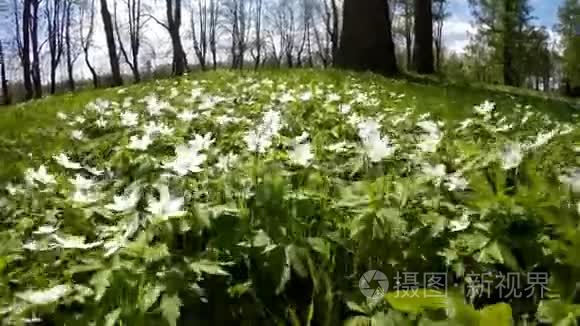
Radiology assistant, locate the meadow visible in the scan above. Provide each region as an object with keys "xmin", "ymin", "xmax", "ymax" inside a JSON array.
[{"xmin": 0, "ymin": 70, "xmax": 578, "ymax": 325}]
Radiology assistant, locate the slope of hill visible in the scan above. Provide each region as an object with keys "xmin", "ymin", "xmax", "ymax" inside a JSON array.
[{"xmin": 0, "ymin": 70, "xmax": 578, "ymax": 325}]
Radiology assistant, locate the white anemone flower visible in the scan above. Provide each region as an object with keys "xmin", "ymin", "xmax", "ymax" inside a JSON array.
[
  {"xmin": 299, "ymin": 91, "xmax": 313, "ymax": 102},
  {"xmin": 444, "ymin": 173, "xmax": 469, "ymax": 191},
  {"xmin": 53, "ymin": 153, "xmax": 82, "ymax": 170},
  {"xmin": 71, "ymin": 130, "xmax": 84, "ymax": 141},
  {"xmin": 189, "ymin": 133, "xmax": 215, "ymax": 152},
  {"xmin": 527, "ymin": 130, "xmax": 558, "ymax": 150},
  {"xmin": 422, "ymin": 163, "xmax": 447, "ymax": 185},
  {"xmin": 474, "ymin": 100, "xmax": 495, "ymax": 116},
  {"xmin": 25, "ymin": 165, "xmax": 56, "ymax": 185},
  {"xmin": 244, "ymin": 130, "xmax": 273, "ymax": 154},
  {"xmin": 559, "ymin": 169, "xmax": 580, "ymax": 193},
  {"xmin": 57, "ymin": 112, "xmax": 68, "ymax": 120},
  {"xmin": 16, "ymin": 285, "xmax": 71, "ymax": 305},
  {"xmin": 146, "ymin": 185, "xmax": 186, "ymax": 220},
  {"xmin": 128, "ymin": 134, "xmax": 153, "ymax": 151},
  {"xmin": 499, "ymin": 143, "xmax": 523, "ymax": 170},
  {"xmin": 364, "ymin": 135, "xmax": 395, "ymax": 162},
  {"xmin": 120, "ymin": 111, "xmax": 139, "ymax": 127},
  {"xmin": 177, "ymin": 110, "xmax": 197, "ymax": 122},
  {"xmin": 216, "ymin": 153, "xmax": 239, "ymax": 172},
  {"xmin": 289, "ymin": 142, "xmax": 314, "ymax": 166},
  {"xmin": 417, "ymin": 120, "xmax": 441, "ymax": 136},
  {"xmin": 106, "ymin": 187, "xmax": 141, "ymax": 212},
  {"xmin": 417, "ymin": 136, "xmax": 442, "ymax": 153},
  {"xmin": 339, "ymin": 104, "xmax": 352, "ymax": 115},
  {"xmin": 52, "ymin": 234, "xmax": 103, "ymax": 249},
  {"xmin": 96, "ymin": 117, "xmax": 108, "ymax": 128},
  {"xmin": 33, "ymin": 225, "xmax": 58, "ymax": 235},
  {"xmin": 164, "ymin": 144, "xmax": 207, "ymax": 176}
]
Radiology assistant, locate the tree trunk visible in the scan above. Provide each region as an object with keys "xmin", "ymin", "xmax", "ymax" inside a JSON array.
[
  {"xmin": 31, "ymin": 0, "xmax": 42, "ymax": 98},
  {"xmin": 167, "ymin": 0, "xmax": 187, "ymax": 76},
  {"xmin": 65, "ymin": 1, "xmax": 75, "ymax": 91},
  {"xmin": 413, "ymin": 0, "xmax": 434, "ymax": 74},
  {"xmin": 100, "ymin": 0, "xmax": 123, "ymax": 86},
  {"xmin": 336, "ymin": 0, "xmax": 398, "ymax": 75},
  {"xmin": 22, "ymin": 0, "xmax": 33, "ymax": 100},
  {"xmin": 502, "ymin": 0, "xmax": 515, "ymax": 86},
  {"xmin": 0, "ymin": 41, "xmax": 10, "ymax": 105}
]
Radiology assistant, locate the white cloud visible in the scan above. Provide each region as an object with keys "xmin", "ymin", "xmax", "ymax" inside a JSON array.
[{"xmin": 443, "ymin": 19, "xmax": 476, "ymax": 54}]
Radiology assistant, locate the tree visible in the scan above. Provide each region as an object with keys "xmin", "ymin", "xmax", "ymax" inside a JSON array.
[
  {"xmin": 249, "ymin": 0, "xmax": 264, "ymax": 69},
  {"xmin": 469, "ymin": 0, "xmax": 533, "ymax": 86},
  {"xmin": 21, "ymin": 0, "xmax": 34, "ymax": 100},
  {"xmin": 413, "ymin": 0, "xmax": 435, "ymax": 74},
  {"xmin": 163, "ymin": 0, "xmax": 188, "ymax": 75},
  {"xmin": 65, "ymin": 0, "xmax": 79, "ymax": 91},
  {"xmin": 46, "ymin": 0, "xmax": 66, "ymax": 94},
  {"xmin": 114, "ymin": 0, "xmax": 146, "ymax": 82},
  {"xmin": 433, "ymin": 0, "xmax": 450, "ymax": 71},
  {"xmin": 30, "ymin": 0, "xmax": 42, "ymax": 98},
  {"xmin": 80, "ymin": 0, "xmax": 99, "ymax": 88},
  {"xmin": 393, "ymin": 0, "xmax": 414, "ymax": 70},
  {"xmin": 0, "ymin": 40, "xmax": 10, "ymax": 105},
  {"xmin": 191, "ymin": 0, "xmax": 217, "ymax": 70},
  {"xmin": 557, "ymin": 0, "xmax": 580, "ymax": 96},
  {"xmin": 336, "ymin": 0, "xmax": 398, "ymax": 75},
  {"xmin": 223, "ymin": 0, "xmax": 252, "ymax": 69},
  {"xmin": 100, "ymin": 0, "xmax": 123, "ymax": 86}
]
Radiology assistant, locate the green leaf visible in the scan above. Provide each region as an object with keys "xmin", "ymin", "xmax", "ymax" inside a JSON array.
[
  {"xmin": 90, "ymin": 269, "xmax": 111, "ymax": 302},
  {"xmin": 104, "ymin": 308, "xmax": 121, "ymax": 326},
  {"xmin": 160, "ymin": 294, "xmax": 182, "ymax": 326},
  {"xmin": 139, "ymin": 283, "xmax": 165, "ymax": 312},
  {"xmin": 189, "ymin": 259, "xmax": 229, "ymax": 276},
  {"xmin": 385, "ymin": 289, "xmax": 448, "ymax": 313},
  {"xmin": 479, "ymin": 303, "xmax": 512, "ymax": 326}
]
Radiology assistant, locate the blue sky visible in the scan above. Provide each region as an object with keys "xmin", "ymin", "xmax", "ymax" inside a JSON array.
[{"xmin": 444, "ymin": 0, "xmax": 564, "ymax": 52}]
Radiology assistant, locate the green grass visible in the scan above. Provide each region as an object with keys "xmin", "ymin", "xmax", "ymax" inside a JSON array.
[{"xmin": 0, "ymin": 69, "xmax": 577, "ymax": 184}]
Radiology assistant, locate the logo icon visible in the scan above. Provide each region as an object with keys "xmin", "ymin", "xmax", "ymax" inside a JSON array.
[{"xmin": 359, "ymin": 270, "xmax": 389, "ymax": 299}]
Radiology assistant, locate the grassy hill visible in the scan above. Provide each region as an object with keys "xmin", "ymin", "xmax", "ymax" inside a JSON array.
[{"xmin": 0, "ymin": 70, "xmax": 578, "ymax": 325}]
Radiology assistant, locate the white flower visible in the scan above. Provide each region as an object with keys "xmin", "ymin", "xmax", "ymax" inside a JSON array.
[
  {"xmin": 146, "ymin": 185, "xmax": 186, "ymax": 220},
  {"xmin": 527, "ymin": 130, "xmax": 557, "ymax": 149},
  {"xmin": 33, "ymin": 225, "xmax": 58, "ymax": 235},
  {"xmin": 216, "ymin": 153, "xmax": 239, "ymax": 172},
  {"xmin": 71, "ymin": 130, "xmax": 84, "ymax": 140},
  {"xmin": 364, "ymin": 135, "xmax": 395, "ymax": 162},
  {"xmin": 244, "ymin": 130, "xmax": 273, "ymax": 154},
  {"xmin": 25, "ymin": 165, "xmax": 56, "ymax": 185},
  {"xmin": 75, "ymin": 116, "xmax": 86, "ymax": 124},
  {"xmin": 57, "ymin": 112, "xmax": 68, "ymax": 120},
  {"xmin": 417, "ymin": 136, "xmax": 442, "ymax": 153},
  {"xmin": 145, "ymin": 96, "xmax": 171, "ymax": 116},
  {"xmin": 417, "ymin": 120, "xmax": 441, "ymax": 136},
  {"xmin": 289, "ymin": 142, "xmax": 314, "ymax": 166},
  {"xmin": 85, "ymin": 166, "xmax": 104, "ymax": 176},
  {"xmin": 326, "ymin": 141, "xmax": 349, "ymax": 153},
  {"xmin": 339, "ymin": 104, "xmax": 352, "ymax": 115},
  {"xmin": 357, "ymin": 119, "xmax": 382, "ymax": 141},
  {"xmin": 261, "ymin": 110, "xmax": 283, "ymax": 135},
  {"xmin": 144, "ymin": 121, "xmax": 174, "ymax": 137},
  {"xmin": 71, "ymin": 190, "xmax": 99, "ymax": 204},
  {"xmin": 422, "ymin": 163, "xmax": 447, "ymax": 184},
  {"xmin": 445, "ymin": 173, "xmax": 469, "ymax": 191},
  {"xmin": 53, "ymin": 153, "xmax": 82, "ymax": 170},
  {"xmin": 128, "ymin": 134, "xmax": 153, "ymax": 151},
  {"xmin": 120, "ymin": 111, "xmax": 139, "ymax": 127},
  {"xmin": 96, "ymin": 117, "xmax": 108, "ymax": 128},
  {"xmin": 177, "ymin": 110, "xmax": 197, "ymax": 122},
  {"xmin": 326, "ymin": 93, "xmax": 341, "ymax": 103},
  {"xmin": 474, "ymin": 100, "xmax": 495, "ymax": 116},
  {"xmin": 164, "ymin": 144, "xmax": 207, "ymax": 176},
  {"xmin": 52, "ymin": 234, "xmax": 103, "ymax": 249},
  {"xmin": 500, "ymin": 143, "xmax": 523, "ymax": 170},
  {"xmin": 16, "ymin": 285, "xmax": 71, "ymax": 305},
  {"xmin": 449, "ymin": 212, "xmax": 471, "ymax": 232},
  {"xmin": 279, "ymin": 92, "xmax": 295, "ymax": 103},
  {"xmin": 69, "ymin": 174, "xmax": 94, "ymax": 190},
  {"xmin": 189, "ymin": 132, "xmax": 215, "ymax": 151},
  {"xmin": 299, "ymin": 91, "xmax": 313, "ymax": 102},
  {"xmin": 106, "ymin": 187, "xmax": 141, "ymax": 212},
  {"xmin": 559, "ymin": 169, "xmax": 580, "ymax": 193}
]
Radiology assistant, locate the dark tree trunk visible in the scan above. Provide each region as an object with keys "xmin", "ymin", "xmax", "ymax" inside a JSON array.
[
  {"xmin": 0, "ymin": 41, "xmax": 10, "ymax": 105},
  {"xmin": 65, "ymin": 1, "xmax": 75, "ymax": 91},
  {"xmin": 336, "ymin": 0, "xmax": 398, "ymax": 75},
  {"xmin": 413, "ymin": 0, "xmax": 434, "ymax": 74},
  {"xmin": 31, "ymin": 0, "xmax": 42, "ymax": 98},
  {"xmin": 167, "ymin": 0, "xmax": 187, "ymax": 76},
  {"xmin": 22, "ymin": 0, "xmax": 33, "ymax": 100},
  {"xmin": 100, "ymin": 0, "xmax": 123, "ymax": 86},
  {"xmin": 502, "ymin": 0, "xmax": 515, "ymax": 86}
]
